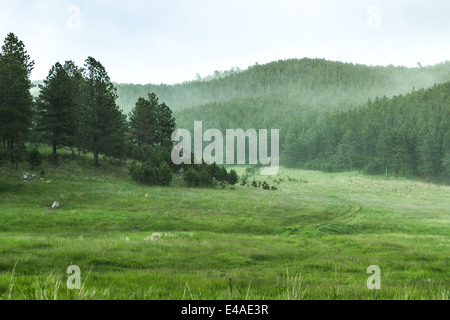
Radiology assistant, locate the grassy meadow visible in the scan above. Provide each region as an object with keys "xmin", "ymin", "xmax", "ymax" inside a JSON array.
[{"xmin": 0, "ymin": 149, "xmax": 448, "ymax": 300}]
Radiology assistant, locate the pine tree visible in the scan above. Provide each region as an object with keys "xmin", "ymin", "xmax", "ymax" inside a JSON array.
[
  {"xmin": 377, "ymin": 129, "xmax": 395, "ymax": 178},
  {"xmin": 129, "ymin": 93, "xmax": 176, "ymax": 148},
  {"xmin": 0, "ymin": 33, "xmax": 34, "ymax": 151},
  {"xmin": 338, "ymin": 129, "xmax": 358, "ymax": 171},
  {"xmin": 228, "ymin": 169, "xmax": 239, "ymax": 185},
  {"xmin": 156, "ymin": 102, "xmax": 176, "ymax": 147},
  {"xmin": 26, "ymin": 149, "xmax": 43, "ymax": 170},
  {"xmin": 442, "ymin": 131, "xmax": 450, "ymax": 178},
  {"xmin": 79, "ymin": 57, "xmax": 126, "ymax": 168},
  {"xmin": 35, "ymin": 62, "xmax": 80, "ymax": 156},
  {"xmin": 129, "ymin": 94, "xmax": 158, "ymax": 147},
  {"xmin": 421, "ymin": 129, "xmax": 442, "ymax": 178}
]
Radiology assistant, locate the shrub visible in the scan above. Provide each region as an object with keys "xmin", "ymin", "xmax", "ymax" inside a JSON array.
[
  {"xmin": 27, "ymin": 149, "xmax": 43, "ymax": 170},
  {"xmin": 363, "ymin": 159, "xmax": 384, "ymax": 175},
  {"xmin": 209, "ymin": 163, "xmax": 221, "ymax": 180},
  {"xmin": 245, "ymin": 167, "xmax": 257, "ymax": 176},
  {"xmin": 240, "ymin": 174, "xmax": 249, "ymax": 186},
  {"xmin": 218, "ymin": 167, "xmax": 229, "ymax": 182},
  {"xmin": 184, "ymin": 168, "xmax": 201, "ymax": 187},
  {"xmin": 129, "ymin": 161, "xmax": 158, "ymax": 185},
  {"xmin": 158, "ymin": 161, "xmax": 173, "ymax": 186},
  {"xmin": 228, "ymin": 169, "xmax": 239, "ymax": 185},
  {"xmin": 320, "ymin": 161, "xmax": 335, "ymax": 173},
  {"xmin": 200, "ymin": 169, "xmax": 214, "ymax": 187},
  {"xmin": 9, "ymin": 149, "xmax": 25, "ymax": 168},
  {"xmin": 129, "ymin": 161, "xmax": 142, "ymax": 183},
  {"xmin": 142, "ymin": 162, "xmax": 158, "ymax": 185}
]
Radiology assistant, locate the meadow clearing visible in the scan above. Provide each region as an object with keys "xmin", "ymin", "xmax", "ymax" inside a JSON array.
[{"xmin": 0, "ymin": 150, "xmax": 448, "ymax": 300}]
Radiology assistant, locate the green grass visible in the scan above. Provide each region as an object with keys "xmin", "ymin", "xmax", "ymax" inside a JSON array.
[{"xmin": 0, "ymin": 149, "xmax": 448, "ymax": 300}]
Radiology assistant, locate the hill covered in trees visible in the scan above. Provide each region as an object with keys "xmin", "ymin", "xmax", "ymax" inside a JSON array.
[
  {"xmin": 283, "ymin": 82, "xmax": 450, "ymax": 179},
  {"xmin": 87, "ymin": 59, "xmax": 450, "ymax": 115},
  {"xmin": 172, "ymin": 59, "xmax": 450, "ymax": 169}
]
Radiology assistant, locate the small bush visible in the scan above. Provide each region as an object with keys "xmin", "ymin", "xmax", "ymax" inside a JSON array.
[
  {"xmin": 228, "ymin": 170, "xmax": 239, "ymax": 185},
  {"xmin": 240, "ymin": 174, "xmax": 249, "ymax": 186},
  {"xmin": 129, "ymin": 161, "xmax": 142, "ymax": 183},
  {"xmin": 184, "ymin": 168, "xmax": 201, "ymax": 187},
  {"xmin": 158, "ymin": 161, "xmax": 173, "ymax": 186},
  {"xmin": 245, "ymin": 167, "xmax": 257, "ymax": 176},
  {"xmin": 364, "ymin": 159, "xmax": 384, "ymax": 175},
  {"xmin": 142, "ymin": 162, "xmax": 158, "ymax": 185},
  {"xmin": 9, "ymin": 149, "xmax": 25, "ymax": 168},
  {"xmin": 218, "ymin": 167, "xmax": 229, "ymax": 182},
  {"xmin": 27, "ymin": 149, "xmax": 43, "ymax": 170},
  {"xmin": 129, "ymin": 161, "xmax": 173, "ymax": 186},
  {"xmin": 209, "ymin": 163, "xmax": 221, "ymax": 180},
  {"xmin": 200, "ymin": 169, "xmax": 214, "ymax": 187}
]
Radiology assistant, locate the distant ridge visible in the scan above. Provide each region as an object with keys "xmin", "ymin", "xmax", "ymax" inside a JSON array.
[{"xmin": 33, "ymin": 58, "xmax": 450, "ymax": 116}]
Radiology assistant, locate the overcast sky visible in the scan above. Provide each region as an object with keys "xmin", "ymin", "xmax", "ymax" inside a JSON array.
[{"xmin": 1, "ymin": 0, "xmax": 450, "ymax": 84}]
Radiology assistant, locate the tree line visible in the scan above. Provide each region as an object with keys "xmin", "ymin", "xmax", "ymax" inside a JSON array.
[
  {"xmin": 35, "ymin": 57, "xmax": 128, "ymax": 168},
  {"xmin": 0, "ymin": 32, "xmax": 175, "ymax": 167},
  {"xmin": 0, "ymin": 32, "xmax": 239, "ymax": 188},
  {"xmin": 283, "ymin": 84, "xmax": 450, "ymax": 179},
  {"xmin": 115, "ymin": 58, "xmax": 450, "ymax": 115}
]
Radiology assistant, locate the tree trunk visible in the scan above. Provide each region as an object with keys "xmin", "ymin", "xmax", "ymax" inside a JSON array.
[
  {"xmin": 93, "ymin": 134, "xmax": 99, "ymax": 168},
  {"xmin": 53, "ymin": 140, "xmax": 57, "ymax": 156},
  {"xmin": 94, "ymin": 149, "xmax": 99, "ymax": 168},
  {"xmin": 385, "ymin": 162, "xmax": 388, "ymax": 178}
]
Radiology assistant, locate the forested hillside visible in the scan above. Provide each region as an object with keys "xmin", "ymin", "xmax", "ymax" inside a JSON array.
[
  {"xmin": 30, "ymin": 58, "xmax": 450, "ymax": 119},
  {"xmin": 284, "ymin": 82, "xmax": 450, "ymax": 178},
  {"xmin": 173, "ymin": 59, "xmax": 450, "ymax": 166},
  {"xmin": 104, "ymin": 59, "xmax": 450, "ymax": 114}
]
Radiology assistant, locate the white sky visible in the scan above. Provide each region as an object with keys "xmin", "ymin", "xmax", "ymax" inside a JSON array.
[{"xmin": 1, "ymin": 0, "xmax": 450, "ymax": 84}]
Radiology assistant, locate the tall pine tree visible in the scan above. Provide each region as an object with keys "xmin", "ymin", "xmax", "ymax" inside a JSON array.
[
  {"xmin": 156, "ymin": 102, "xmax": 176, "ymax": 147},
  {"xmin": 79, "ymin": 57, "xmax": 126, "ymax": 167},
  {"xmin": 35, "ymin": 61, "xmax": 80, "ymax": 155},
  {"xmin": 129, "ymin": 93, "xmax": 176, "ymax": 148},
  {"xmin": 0, "ymin": 33, "xmax": 34, "ymax": 151},
  {"xmin": 129, "ymin": 94, "xmax": 158, "ymax": 147}
]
